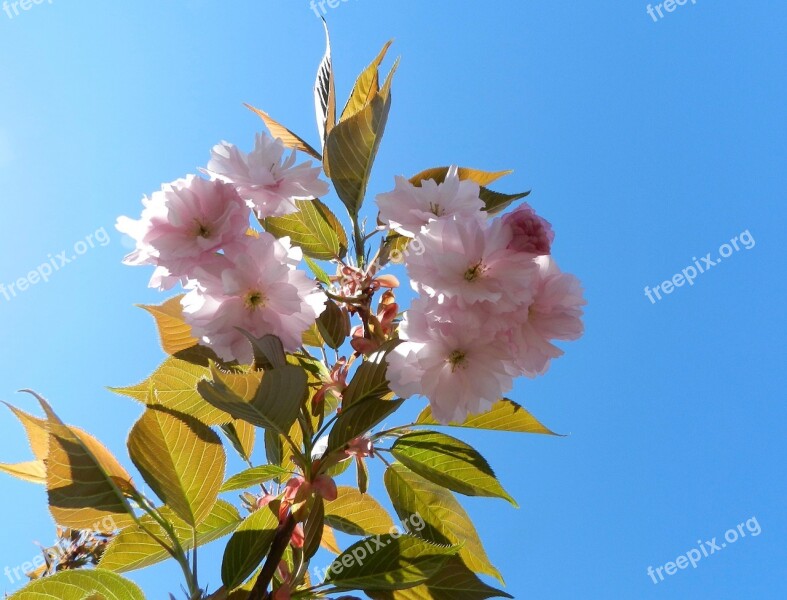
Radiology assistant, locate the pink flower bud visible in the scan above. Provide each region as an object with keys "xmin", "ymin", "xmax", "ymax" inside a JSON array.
[{"xmin": 502, "ymin": 203, "xmax": 555, "ymax": 255}]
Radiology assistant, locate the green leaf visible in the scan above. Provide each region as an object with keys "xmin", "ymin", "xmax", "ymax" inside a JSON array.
[
  {"xmin": 245, "ymin": 103, "xmax": 321, "ymax": 160},
  {"xmin": 384, "ymin": 464, "xmax": 502, "ymax": 582},
  {"xmin": 379, "ymin": 232, "xmax": 411, "ymax": 266},
  {"xmin": 341, "ymin": 40, "xmax": 394, "ymax": 121},
  {"xmin": 391, "ymin": 432, "xmax": 516, "ymax": 505},
  {"xmin": 368, "ymin": 557, "xmax": 514, "ymax": 600},
  {"xmin": 357, "ymin": 456, "xmax": 369, "ymax": 494},
  {"xmin": 416, "ymin": 398, "xmax": 557, "ymax": 435},
  {"xmin": 324, "ymin": 59, "xmax": 399, "ymax": 216},
  {"xmin": 262, "ymin": 198, "xmax": 348, "ymax": 260},
  {"xmin": 8, "ymin": 569, "xmax": 145, "ymax": 600},
  {"xmin": 317, "ymin": 299, "xmax": 350, "ymax": 350},
  {"xmin": 198, "ymin": 362, "xmax": 307, "ymax": 434},
  {"xmin": 409, "ymin": 167, "xmax": 512, "ymax": 188},
  {"xmin": 304, "ymin": 255, "xmax": 333, "ymax": 286},
  {"xmin": 99, "ymin": 500, "xmax": 242, "ymax": 573},
  {"xmin": 328, "ymin": 397, "xmax": 403, "ymax": 454},
  {"xmin": 220, "ymin": 465, "xmax": 292, "ymax": 492},
  {"xmin": 27, "ymin": 393, "xmax": 137, "ymax": 532},
  {"xmin": 242, "ymin": 333, "xmax": 288, "ymax": 370},
  {"xmin": 303, "ymin": 497, "xmax": 325, "ymax": 560},
  {"xmin": 324, "ymin": 487, "xmax": 395, "ymax": 536},
  {"xmin": 220, "ymin": 420, "xmax": 256, "ymax": 464},
  {"xmin": 314, "ymin": 18, "xmax": 336, "ymax": 146},
  {"xmin": 128, "ymin": 407, "xmax": 226, "ymax": 527},
  {"xmin": 325, "ymin": 534, "xmax": 458, "ymax": 592},
  {"xmin": 221, "ymin": 505, "xmax": 280, "ymax": 589},
  {"xmin": 302, "ymin": 322, "xmax": 325, "ymax": 348},
  {"xmin": 480, "ymin": 188, "xmax": 531, "ymax": 214},
  {"xmin": 110, "ymin": 358, "xmax": 262, "ymax": 427},
  {"xmin": 341, "ymin": 344, "xmax": 396, "ymax": 408}
]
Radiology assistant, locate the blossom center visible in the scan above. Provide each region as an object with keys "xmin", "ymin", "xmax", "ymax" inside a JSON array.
[
  {"xmin": 194, "ymin": 220, "xmax": 212, "ymax": 239},
  {"xmin": 464, "ymin": 262, "xmax": 485, "ymax": 281},
  {"xmin": 244, "ymin": 290, "xmax": 267, "ymax": 310},
  {"xmin": 448, "ymin": 350, "xmax": 468, "ymax": 371},
  {"xmin": 428, "ymin": 202, "xmax": 445, "ymax": 217}
]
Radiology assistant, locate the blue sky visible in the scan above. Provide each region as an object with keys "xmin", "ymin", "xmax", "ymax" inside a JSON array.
[{"xmin": 1, "ymin": 1, "xmax": 785, "ymax": 598}]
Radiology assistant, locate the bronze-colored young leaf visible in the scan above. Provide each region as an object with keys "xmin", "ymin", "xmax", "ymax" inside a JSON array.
[
  {"xmin": 220, "ymin": 465, "xmax": 292, "ymax": 492},
  {"xmin": 30, "ymin": 394, "xmax": 137, "ymax": 532},
  {"xmin": 0, "ymin": 403, "xmax": 50, "ymax": 484},
  {"xmin": 111, "ymin": 358, "xmax": 261, "ymax": 427},
  {"xmin": 367, "ymin": 557, "xmax": 514, "ymax": 600},
  {"xmin": 245, "ymin": 103, "xmax": 321, "ymax": 160},
  {"xmin": 321, "ymin": 524, "xmax": 342, "ymax": 554},
  {"xmin": 323, "ymin": 59, "xmax": 399, "ymax": 216},
  {"xmin": 324, "ymin": 534, "xmax": 459, "ymax": 592},
  {"xmin": 317, "ymin": 299, "xmax": 350, "ymax": 350},
  {"xmin": 0, "ymin": 460, "xmax": 46, "ymax": 484},
  {"xmin": 128, "ymin": 407, "xmax": 226, "ymax": 527},
  {"xmin": 314, "ymin": 18, "xmax": 336, "ymax": 147},
  {"xmin": 7, "ymin": 569, "xmax": 145, "ymax": 600},
  {"xmin": 384, "ymin": 464, "xmax": 502, "ymax": 583},
  {"xmin": 409, "ymin": 167, "xmax": 512, "ymax": 188},
  {"xmin": 262, "ymin": 198, "xmax": 348, "ymax": 260},
  {"xmin": 416, "ymin": 398, "xmax": 558, "ymax": 435},
  {"xmin": 220, "ymin": 420, "xmax": 256, "ymax": 465},
  {"xmin": 391, "ymin": 431, "xmax": 517, "ymax": 505},
  {"xmin": 99, "ymin": 500, "xmax": 242, "ymax": 573},
  {"xmin": 221, "ymin": 504, "xmax": 280, "ymax": 590},
  {"xmin": 324, "ymin": 487, "xmax": 395, "ymax": 536},
  {"xmin": 341, "ymin": 40, "xmax": 394, "ymax": 121},
  {"xmin": 139, "ymin": 296, "xmax": 198, "ymax": 355}
]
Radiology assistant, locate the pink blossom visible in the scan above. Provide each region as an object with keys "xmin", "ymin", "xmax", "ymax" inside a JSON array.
[
  {"xmin": 205, "ymin": 132, "xmax": 329, "ymax": 219},
  {"xmin": 406, "ymin": 217, "xmax": 539, "ymax": 310},
  {"xmin": 508, "ymin": 256, "xmax": 586, "ymax": 377},
  {"xmin": 376, "ymin": 166, "xmax": 485, "ymax": 237},
  {"xmin": 116, "ymin": 175, "xmax": 250, "ymax": 290},
  {"xmin": 181, "ymin": 234, "xmax": 327, "ymax": 363},
  {"xmin": 502, "ymin": 203, "xmax": 555, "ymax": 255},
  {"xmin": 386, "ymin": 298, "xmax": 516, "ymax": 424}
]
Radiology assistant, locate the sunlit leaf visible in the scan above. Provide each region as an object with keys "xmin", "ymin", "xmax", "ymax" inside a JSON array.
[
  {"xmin": 303, "ymin": 497, "xmax": 325, "ymax": 560},
  {"xmin": 325, "ymin": 534, "xmax": 458, "ymax": 592},
  {"xmin": 8, "ymin": 569, "xmax": 145, "ymax": 600},
  {"xmin": 128, "ymin": 407, "xmax": 226, "ymax": 527},
  {"xmin": 262, "ymin": 198, "xmax": 348, "ymax": 260},
  {"xmin": 368, "ymin": 557, "xmax": 514, "ymax": 600},
  {"xmin": 99, "ymin": 501, "xmax": 241, "ymax": 573},
  {"xmin": 220, "ymin": 420, "xmax": 256, "ymax": 465},
  {"xmin": 385, "ymin": 464, "xmax": 502, "ymax": 582},
  {"xmin": 324, "ymin": 59, "xmax": 399, "ymax": 216},
  {"xmin": 341, "ymin": 344, "xmax": 396, "ymax": 409},
  {"xmin": 139, "ymin": 296, "xmax": 197, "ymax": 355},
  {"xmin": 317, "ymin": 299, "xmax": 350, "ymax": 350},
  {"xmin": 409, "ymin": 167, "xmax": 512, "ymax": 188},
  {"xmin": 0, "ymin": 403, "xmax": 50, "ymax": 484},
  {"xmin": 416, "ymin": 398, "xmax": 557, "ymax": 435},
  {"xmin": 221, "ymin": 504, "xmax": 280, "ymax": 589},
  {"xmin": 391, "ymin": 431, "xmax": 516, "ymax": 505},
  {"xmin": 220, "ymin": 465, "xmax": 292, "ymax": 492},
  {"xmin": 328, "ymin": 397, "xmax": 403, "ymax": 454},
  {"xmin": 324, "ymin": 487, "xmax": 395, "ymax": 536},
  {"xmin": 341, "ymin": 40, "xmax": 394, "ymax": 121},
  {"xmin": 245, "ymin": 103, "xmax": 321, "ymax": 160},
  {"xmin": 0, "ymin": 460, "xmax": 46, "ymax": 484}
]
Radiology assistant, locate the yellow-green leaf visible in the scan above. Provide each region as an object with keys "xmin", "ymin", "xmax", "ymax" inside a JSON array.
[
  {"xmin": 220, "ymin": 465, "xmax": 292, "ymax": 492},
  {"xmin": 328, "ymin": 397, "xmax": 403, "ymax": 454},
  {"xmin": 139, "ymin": 295, "xmax": 197, "ymax": 355},
  {"xmin": 479, "ymin": 188, "xmax": 531, "ymax": 214},
  {"xmin": 416, "ymin": 398, "xmax": 557, "ymax": 435},
  {"xmin": 128, "ymin": 407, "xmax": 226, "ymax": 527},
  {"xmin": 221, "ymin": 505, "xmax": 280, "ymax": 589},
  {"xmin": 324, "ymin": 487, "xmax": 395, "ymax": 536},
  {"xmin": 111, "ymin": 358, "xmax": 261, "ymax": 427},
  {"xmin": 314, "ymin": 18, "xmax": 336, "ymax": 146},
  {"xmin": 99, "ymin": 500, "xmax": 241, "ymax": 573},
  {"xmin": 0, "ymin": 403, "xmax": 50, "ymax": 484},
  {"xmin": 385, "ymin": 464, "xmax": 502, "ymax": 582},
  {"xmin": 409, "ymin": 167, "xmax": 512, "ymax": 188},
  {"xmin": 245, "ymin": 103, "xmax": 321, "ymax": 160},
  {"xmin": 262, "ymin": 198, "xmax": 348, "ymax": 260},
  {"xmin": 220, "ymin": 420, "xmax": 256, "ymax": 464},
  {"xmin": 325, "ymin": 534, "xmax": 458, "ymax": 592},
  {"xmin": 323, "ymin": 59, "xmax": 399, "ymax": 216},
  {"xmin": 33, "ymin": 394, "xmax": 137, "ymax": 532},
  {"xmin": 8, "ymin": 569, "xmax": 145, "ymax": 600},
  {"xmin": 391, "ymin": 432, "xmax": 516, "ymax": 505},
  {"xmin": 0, "ymin": 460, "xmax": 46, "ymax": 484},
  {"xmin": 341, "ymin": 40, "xmax": 394, "ymax": 121},
  {"xmin": 317, "ymin": 299, "xmax": 350, "ymax": 350}
]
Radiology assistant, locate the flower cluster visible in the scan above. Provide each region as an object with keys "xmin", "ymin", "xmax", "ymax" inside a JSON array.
[
  {"xmin": 380, "ymin": 167, "xmax": 586, "ymax": 424},
  {"xmin": 116, "ymin": 133, "xmax": 328, "ymax": 363}
]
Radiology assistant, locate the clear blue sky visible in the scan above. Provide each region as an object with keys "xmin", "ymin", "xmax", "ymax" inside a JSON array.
[{"xmin": 1, "ymin": 1, "xmax": 785, "ymax": 598}]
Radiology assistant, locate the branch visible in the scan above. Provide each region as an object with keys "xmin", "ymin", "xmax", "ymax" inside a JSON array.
[{"xmin": 248, "ymin": 514, "xmax": 298, "ymax": 600}]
